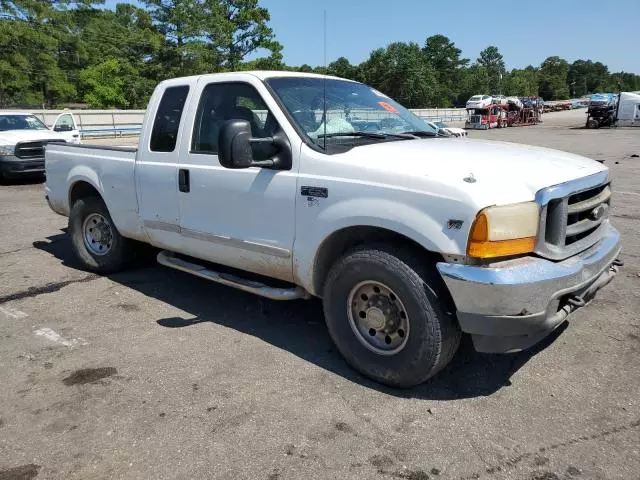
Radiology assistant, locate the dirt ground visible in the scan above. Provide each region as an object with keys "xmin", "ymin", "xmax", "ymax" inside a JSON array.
[{"xmin": 0, "ymin": 110, "xmax": 639, "ymax": 480}]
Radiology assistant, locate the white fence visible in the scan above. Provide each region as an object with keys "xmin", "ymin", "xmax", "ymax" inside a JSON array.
[
  {"xmin": 14, "ymin": 109, "xmax": 146, "ymax": 137},
  {"xmin": 7, "ymin": 107, "xmax": 466, "ymax": 138}
]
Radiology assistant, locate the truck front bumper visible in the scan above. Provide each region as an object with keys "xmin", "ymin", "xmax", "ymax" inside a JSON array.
[
  {"xmin": 0, "ymin": 155, "xmax": 45, "ymax": 178},
  {"xmin": 437, "ymin": 224, "xmax": 622, "ymax": 353}
]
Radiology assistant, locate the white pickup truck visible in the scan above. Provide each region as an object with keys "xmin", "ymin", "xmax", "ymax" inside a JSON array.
[
  {"xmin": 45, "ymin": 71, "xmax": 622, "ymax": 387},
  {"xmin": 0, "ymin": 111, "xmax": 79, "ymax": 181}
]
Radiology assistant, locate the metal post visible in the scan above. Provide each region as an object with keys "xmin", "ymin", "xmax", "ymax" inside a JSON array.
[{"xmin": 614, "ymin": 81, "xmax": 622, "ymax": 126}]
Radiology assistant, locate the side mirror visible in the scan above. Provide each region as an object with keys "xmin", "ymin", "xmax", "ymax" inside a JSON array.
[
  {"xmin": 218, "ymin": 120, "xmax": 255, "ymax": 169},
  {"xmin": 218, "ymin": 119, "xmax": 292, "ymax": 170}
]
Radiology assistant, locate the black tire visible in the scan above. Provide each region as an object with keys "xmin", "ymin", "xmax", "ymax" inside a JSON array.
[
  {"xmin": 323, "ymin": 244, "xmax": 461, "ymax": 388},
  {"xmin": 69, "ymin": 196, "xmax": 132, "ymax": 274}
]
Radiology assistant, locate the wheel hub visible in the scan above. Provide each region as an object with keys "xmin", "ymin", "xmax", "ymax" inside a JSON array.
[
  {"xmin": 347, "ymin": 281, "xmax": 410, "ymax": 355},
  {"xmin": 82, "ymin": 213, "xmax": 113, "ymax": 256},
  {"xmin": 363, "ymin": 306, "xmax": 386, "ymax": 330}
]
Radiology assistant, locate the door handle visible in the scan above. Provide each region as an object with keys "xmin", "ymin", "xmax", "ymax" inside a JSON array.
[{"xmin": 179, "ymin": 169, "xmax": 190, "ymax": 193}]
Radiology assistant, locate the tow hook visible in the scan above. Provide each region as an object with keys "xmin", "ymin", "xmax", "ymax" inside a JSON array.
[
  {"xmin": 564, "ymin": 257, "xmax": 622, "ymax": 313},
  {"xmin": 567, "ymin": 296, "xmax": 586, "ymax": 308}
]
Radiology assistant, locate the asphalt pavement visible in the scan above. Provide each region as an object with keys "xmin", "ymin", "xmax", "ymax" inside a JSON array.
[{"xmin": 0, "ymin": 110, "xmax": 639, "ymax": 480}]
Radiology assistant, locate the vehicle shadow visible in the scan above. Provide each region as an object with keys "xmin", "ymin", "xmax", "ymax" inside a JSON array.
[
  {"xmin": 33, "ymin": 230, "xmax": 566, "ymax": 401},
  {"xmin": 0, "ymin": 176, "xmax": 45, "ymax": 186}
]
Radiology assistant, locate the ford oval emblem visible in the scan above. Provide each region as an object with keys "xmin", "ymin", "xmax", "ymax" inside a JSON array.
[{"xmin": 590, "ymin": 204, "xmax": 608, "ymax": 221}]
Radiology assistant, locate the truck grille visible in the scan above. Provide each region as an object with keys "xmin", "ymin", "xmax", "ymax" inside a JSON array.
[
  {"xmin": 14, "ymin": 140, "xmax": 65, "ymax": 159},
  {"xmin": 469, "ymin": 114, "xmax": 482, "ymax": 124},
  {"xmin": 536, "ymin": 173, "xmax": 611, "ymax": 260}
]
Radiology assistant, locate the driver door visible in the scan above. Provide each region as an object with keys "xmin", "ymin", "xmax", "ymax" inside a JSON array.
[
  {"xmin": 176, "ymin": 79, "xmax": 298, "ymax": 282},
  {"xmin": 52, "ymin": 112, "xmax": 81, "ymax": 143}
]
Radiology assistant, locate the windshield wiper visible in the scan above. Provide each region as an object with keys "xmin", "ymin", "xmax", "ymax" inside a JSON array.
[
  {"xmin": 316, "ymin": 131, "xmax": 416, "ymax": 140},
  {"xmin": 400, "ymin": 130, "xmax": 439, "ymax": 138}
]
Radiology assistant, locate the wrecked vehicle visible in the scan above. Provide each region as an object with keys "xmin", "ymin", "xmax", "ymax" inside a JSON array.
[{"xmin": 45, "ymin": 72, "xmax": 622, "ymax": 387}]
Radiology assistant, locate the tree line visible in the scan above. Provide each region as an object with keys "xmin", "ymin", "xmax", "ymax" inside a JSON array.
[{"xmin": 1, "ymin": 1, "xmax": 639, "ymax": 109}]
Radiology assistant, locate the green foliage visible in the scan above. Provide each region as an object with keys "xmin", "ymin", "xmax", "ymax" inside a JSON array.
[
  {"xmin": 359, "ymin": 42, "xmax": 437, "ymax": 108},
  {"xmin": 606, "ymin": 72, "xmax": 640, "ymax": 92},
  {"xmin": 0, "ymin": 1, "xmax": 638, "ymax": 108},
  {"xmin": 0, "ymin": 0, "xmax": 281, "ymax": 107},
  {"xmin": 327, "ymin": 57, "xmax": 359, "ymax": 81},
  {"xmin": 503, "ymin": 67, "xmax": 538, "ymax": 96},
  {"xmin": 423, "ymin": 34, "xmax": 468, "ymax": 106},
  {"xmin": 0, "ymin": 2, "xmax": 78, "ymax": 107},
  {"xmin": 79, "ymin": 57, "xmax": 128, "ymax": 107},
  {"xmin": 567, "ymin": 60, "xmax": 609, "ymax": 97},
  {"xmin": 141, "ymin": 0, "xmax": 282, "ymax": 74},
  {"xmin": 538, "ymin": 56, "xmax": 570, "ymax": 100},
  {"xmin": 477, "ymin": 46, "xmax": 505, "ymax": 94},
  {"xmin": 455, "ymin": 64, "xmax": 489, "ymax": 104}
]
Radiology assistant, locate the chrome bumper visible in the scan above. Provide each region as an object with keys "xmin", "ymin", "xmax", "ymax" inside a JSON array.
[{"xmin": 436, "ymin": 223, "xmax": 622, "ymax": 353}]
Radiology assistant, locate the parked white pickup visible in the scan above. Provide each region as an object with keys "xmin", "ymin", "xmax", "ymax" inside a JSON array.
[
  {"xmin": 0, "ymin": 111, "xmax": 79, "ymax": 180},
  {"xmin": 45, "ymin": 71, "xmax": 621, "ymax": 387}
]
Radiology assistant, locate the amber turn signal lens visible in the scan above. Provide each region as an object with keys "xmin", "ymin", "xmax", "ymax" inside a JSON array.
[
  {"xmin": 469, "ymin": 212, "xmax": 488, "ymax": 242},
  {"xmin": 467, "ymin": 237, "xmax": 536, "ymax": 258}
]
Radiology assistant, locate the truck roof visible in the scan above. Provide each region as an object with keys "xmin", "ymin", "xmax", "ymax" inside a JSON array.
[
  {"xmin": 0, "ymin": 111, "xmax": 37, "ymax": 116},
  {"xmin": 247, "ymin": 70, "xmax": 348, "ymax": 81},
  {"xmin": 157, "ymin": 70, "xmax": 355, "ymax": 87}
]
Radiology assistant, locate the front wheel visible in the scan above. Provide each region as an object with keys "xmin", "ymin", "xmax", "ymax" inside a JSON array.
[
  {"xmin": 323, "ymin": 245, "xmax": 461, "ymax": 388},
  {"xmin": 69, "ymin": 196, "xmax": 133, "ymax": 274}
]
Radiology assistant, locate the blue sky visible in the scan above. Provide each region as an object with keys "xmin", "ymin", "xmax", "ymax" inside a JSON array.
[{"xmin": 105, "ymin": 0, "xmax": 639, "ymax": 73}]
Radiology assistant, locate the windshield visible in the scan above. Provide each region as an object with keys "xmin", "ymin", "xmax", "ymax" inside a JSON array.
[
  {"xmin": 265, "ymin": 77, "xmax": 437, "ymax": 149},
  {"xmin": 0, "ymin": 114, "xmax": 48, "ymax": 131},
  {"xmin": 434, "ymin": 121, "xmax": 447, "ymax": 128},
  {"xmin": 469, "ymin": 96, "xmax": 482, "ymax": 101}
]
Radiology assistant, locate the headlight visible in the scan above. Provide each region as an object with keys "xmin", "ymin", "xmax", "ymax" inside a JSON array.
[
  {"xmin": 0, "ymin": 144, "xmax": 15, "ymax": 155},
  {"xmin": 467, "ymin": 202, "xmax": 539, "ymax": 258}
]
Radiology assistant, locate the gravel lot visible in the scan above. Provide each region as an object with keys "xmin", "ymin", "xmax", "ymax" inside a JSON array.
[{"xmin": 1, "ymin": 111, "xmax": 639, "ymax": 480}]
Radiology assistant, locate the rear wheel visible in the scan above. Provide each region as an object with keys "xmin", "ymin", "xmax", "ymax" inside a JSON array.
[
  {"xmin": 69, "ymin": 196, "xmax": 132, "ymax": 274},
  {"xmin": 323, "ymin": 244, "xmax": 461, "ymax": 388}
]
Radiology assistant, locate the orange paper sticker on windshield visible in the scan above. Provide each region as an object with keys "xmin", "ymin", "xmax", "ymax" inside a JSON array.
[{"xmin": 378, "ymin": 101, "xmax": 399, "ymax": 114}]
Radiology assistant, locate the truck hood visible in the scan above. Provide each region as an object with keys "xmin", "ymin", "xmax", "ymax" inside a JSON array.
[
  {"xmin": 339, "ymin": 138, "xmax": 608, "ymax": 206},
  {"xmin": 0, "ymin": 129, "xmax": 65, "ymax": 144}
]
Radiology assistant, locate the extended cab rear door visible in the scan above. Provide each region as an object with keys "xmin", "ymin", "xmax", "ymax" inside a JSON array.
[
  {"xmin": 135, "ymin": 79, "xmax": 197, "ymax": 251},
  {"xmin": 174, "ymin": 74, "xmax": 301, "ymax": 282}
]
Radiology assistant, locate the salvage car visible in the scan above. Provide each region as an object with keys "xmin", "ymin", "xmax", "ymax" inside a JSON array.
[
  {"xmin": 433, "ymin": 121, "xmax": 468, "ymax": 137},
  {"xmin": 45, "ymin": 72, "xmax": 622, "ymax": 387},
  {"xmin": 465, "ymin": 94, "xmax": 493, "ymax": 109}
]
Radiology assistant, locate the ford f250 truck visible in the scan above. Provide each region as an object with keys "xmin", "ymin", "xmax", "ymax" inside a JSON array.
[{"xmin": 44, "ymin": 72, "xmax": 622, "ymax": 387}]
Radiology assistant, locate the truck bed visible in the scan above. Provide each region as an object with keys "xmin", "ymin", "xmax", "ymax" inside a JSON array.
[{"xmin": 45, "ymin": 142, "xmax": 142, "ymax": 239}]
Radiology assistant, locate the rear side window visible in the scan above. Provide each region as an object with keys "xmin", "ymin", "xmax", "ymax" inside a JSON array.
[{"xmin": 150, "ymin": 85, "xmax": 189, "ymax": 152}]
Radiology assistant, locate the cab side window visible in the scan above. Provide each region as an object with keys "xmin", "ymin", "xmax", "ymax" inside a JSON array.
[
  {"xmin": 191, "ymin": 82, "xmax": 279, "ymax": 160},
  {"xmin": 150, "ymin": 85, "xmax": 190, "ymax": 152}
]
